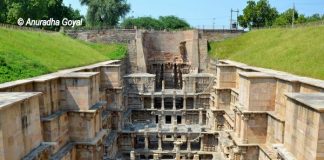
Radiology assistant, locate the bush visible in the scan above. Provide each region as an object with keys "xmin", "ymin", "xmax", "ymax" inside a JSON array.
[{"xmin": 121, "ymin": 15, "xmax": 190, "ymax": 30}]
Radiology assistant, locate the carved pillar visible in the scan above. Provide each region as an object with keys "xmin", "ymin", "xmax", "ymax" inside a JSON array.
[
  {"xmin": 199, "ymin": 109, "xmax": 203, "ymax": 125},
  {"xmin": 173, "ymin": 113, "xmax": 177, "ymax": 126},
  {"xmin": 162, "ymin": 80, "xmax": 165, "ymax": 91},
  {"xmin": 173, "ymin": 90, "xmax": 176, "ymax": 110},
  {"xmin": 174, "ymin": 141, "xmax": 181, "ymax": 160},
  {"xmin": 242, "ymin": 114, "xmax": 249, "ymax": 144},
  {"xmin": 240, "ymin": 149, "xmax": 247, "ymax": 160},
  {"xmin": 153, "ymin": 154, "xmax": 160, "ymax": 160},
  {"xmin": 183, "ymin": 81, "xmax": 186, "ymax": 92},
  {"xmin": 158, "ymin": 132, "xmax": 162, "ymax": 151},
  {"xmin": 131, "ymin": 134, "xmax": 136, "ymax": 150},
  {"xmin": 144, "ymin": 133, "xmax": 149, "ymax": 150},
  {"xmin": 161, "ymin": 91, "xmax": 165, "ymax": 110},
  {"xmin": 233, "ymin": 109, "xmax": 237, "ymax": 132},
  {"xmin": 193, "ymin": 96, "xmax": 197, "ymax": 109},
  {"xmin": 157, "ymin": 115, "xmax": 162, "ymax": 131},
  {"xmin": 187, "ymin": 133, "xmax": 191, "ymax": 152},
  {"xmin": 151, "ymin": 91, "xmax": 154, "ymax": 109},
  {"xmin": 141, "ymin": 96, "xmax": 145, "ymax": 109},
  {"xmin": 214, "ymin": 114, "xmax": 219, "ymax": 131},
  {"xmin": 183, "ymin": 91, "xmax": 187, "ymax": 110},
  {"xmin": 182, "ymin": 112, "xmax": 186, "ymax": 125},
  {"xmin": 237, "ymin": 112, "xmax": 241, "ymax": 137},
  {"xmin": 130, "ymin": 151, "xmax": 135, "ymax": 160},
  {"xmin": 193, "ymin": 154, "xmax": 199, "ymax": 160},
  {"xmin": 200, "ymin": 134, "xmax": 204, "ymax": 151}
]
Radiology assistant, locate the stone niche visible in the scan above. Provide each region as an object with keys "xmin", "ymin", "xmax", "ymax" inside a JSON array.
[
  {"xmin": 60, "ymin": 72, "xmax": 100, "ymax": 111},
  {"xmin": 282, "ymin": 93, "xmax": 324, "ymax": 160},
  {"xmin": 238, "ymin": 72, "xmax": 277, "ymax": 111},
  {"xmin": 0, "ymin": 92, "xmax": 43, "ymax": 160}
]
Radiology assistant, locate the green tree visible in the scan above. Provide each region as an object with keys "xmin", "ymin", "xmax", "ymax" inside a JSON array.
[
  {"xmin": 273, "ymin": 8, "xmax": 298, "ymax": 26},
  {"xmin": 0, "ymin": 0, "xmax": 7, "ymax": 23},
  {"xmin": 296, "ymin": 14, "xmax": 307, "ymax": 24},
  {"xmin": 120, "ymin": 16, "xmax": 190, "ymax": 30},
  {"xmin": 238, "ymin": 0, "xmax": 278, "ymax": 29},
  {"xmin": 121, "ymin": 17, "xmax": 162, "ymax": 29},
  {"xmin": 81, "ymin": 0, "xmax": 130, "ymax": 27},
  {"xmin": 159, "ymin": 16, "xmax": 190, "ymax": 30},
  {"xmin": 307, "ymin": 13, "xmax": 322, "ymax": 22}
]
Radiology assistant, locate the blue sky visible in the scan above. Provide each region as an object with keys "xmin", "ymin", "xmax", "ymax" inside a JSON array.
[{"xmin": 63, "ymin": 0, "xmax": 324, "ymax": 29}]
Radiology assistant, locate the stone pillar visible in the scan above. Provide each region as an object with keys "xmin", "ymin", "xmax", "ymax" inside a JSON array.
[
  {"xmin": 158, "ymin": 132, "xmax": 162, "ymax": 151},
  {"xmin": 199, "ymin": 108, "xmax": 203, "ymax": 125},
  {"xmin": 235, "ymin": 112, "xmax": 240, "ymax": 136},
  {"xmin": 214, "ymin": 115, "xmax": 218, "ymax": 131},
  {"xmin": 187, "ymin": 134, "xmax": 191, "ymax": 152},
  {"xmin": 153, "ymin": 154, "xmax": 160, "ymax": 160},
  {"xmin": 130, "ymin": 151, "xmax": 135, "ymax": 160},
  {"xmin": 182, "ymin": 112, "xmax": 186, "ymax": 125},
  {"xmin": 183, "ymin": 92, "xmax": 187, "ymax": 110},
  {"xmin": 173, "ymin": 90, "xmax": 176, "ymax": 110},
  {"xmin": 193, "ymin": 81, "xmax": 196, "ymax": 93},
  {"xmin": 173, "ymin": 113, "xmax": 177, "ymax": 126},
  {"xmin": 162, "ymin": 80, "xmax": 165, "ymax": 91},
  {"xmin": 233, "ymin": 109, "xmax": 237, "ymax": 132},
  {"xmin": 144, "ymin": 133, "xmax": 149, "ymax": 150},
  {"xmin": 118, "ymin": 112, "xmax": 122, "ymax": 132},
  {"xmin": 141, "ymin": 96, "xmax": 145, "ymax": 109},
  {"xmin": 240, "ymin": 151, "xmax": 247, "ymax": 160},
  {"xmin": 174, "ymin": 141, "xmax": 181, "ymax": 160},
  {"xmin": 200, "ymin": 135, "xmax": 204, "ymax": 151},
  {"xmin": 193, "ymin": 154, "xmax": 199, "ymax": 160},
  {"xmin": 161, "ymin": 91, "xmax": 165, "ymax": 110},
  {"xmin": 131, "ymin": 134, "xmax": 136, "ymax": 150},
  {"xmin": 157, "ymin": 115, "xmax": 162, "ymax": 131},
  {"xmin": 193, "ymin": 96, "xmax": 197, "ymax": 109},
  {"xmin": 242, "ymin": 115, "xmax": 249, "ymax": 144},
  {"xmin": 237, "ymin": 113, "xmax": 241, "ymax": 137},
  {"xmin": 151, "ymin": 91, "xmax": 154, "ymax": 109}
]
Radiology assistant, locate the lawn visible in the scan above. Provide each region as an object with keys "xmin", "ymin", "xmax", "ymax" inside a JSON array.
[
  {"xmin": 0, "ymin": 27, "xmax": 127, "ymax": 83},
  {"xmin": 209, "ymin": 26, "xmax": 324, "ymax": 80}
]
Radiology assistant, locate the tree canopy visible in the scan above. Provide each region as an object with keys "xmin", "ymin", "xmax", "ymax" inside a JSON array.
[
  {"xmin": 80, "ymin": 0, "xmax": 130, "ymax": 27},
  {"xmin": 0, "ymin": 0, "xmax": 84, "ymax": 30},
  {"xmin": 238, "ymin": 0, "xmax": 278, "ymax": 29},
  {"xmin": 274, "ymin": 9, "xmax": 324, "ymax": 26},
  {"xmin": 120, "ymin": 16, "xmax": 190, "ymax": 30}
]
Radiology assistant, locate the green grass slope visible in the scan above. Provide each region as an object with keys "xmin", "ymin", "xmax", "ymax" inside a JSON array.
[
  {"xmin": 209, "ymin": 26, "xmax": 324, "ymax": 80},
  {"xmin": 0, "ymin": 27, "xmax": 127, "ymax": 83}
]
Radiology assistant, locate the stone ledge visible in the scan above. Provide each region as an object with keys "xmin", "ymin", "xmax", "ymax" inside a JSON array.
[
  {"xmin": 0, "ymin": 92, "xmax": 42, "ymax": 110},
  {"xmin": 285, "ymin": 93, "xmax": 324, "ymax": 112}
]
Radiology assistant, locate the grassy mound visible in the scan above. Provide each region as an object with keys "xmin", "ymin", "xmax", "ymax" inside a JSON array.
[
  {"xmin": 209, "ymin": 26, "xmax": 324, "ymax": 80},
  {"xmin": 0, "ymin": 27, "xmax": 127, "ymax": 83}
]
